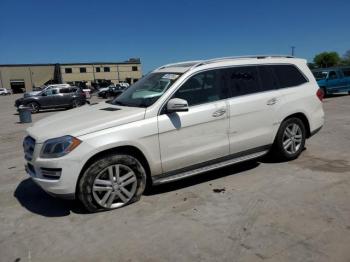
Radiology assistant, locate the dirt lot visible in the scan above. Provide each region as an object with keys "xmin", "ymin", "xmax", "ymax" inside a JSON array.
[{"xmin": 0, "ymin": 94, "xmax": 350, "ymax": 262}]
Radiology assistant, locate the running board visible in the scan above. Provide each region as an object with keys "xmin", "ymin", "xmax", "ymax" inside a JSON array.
[{"xmin": 152, "ymin": 150, "xmax": 269, "ymax": 185}]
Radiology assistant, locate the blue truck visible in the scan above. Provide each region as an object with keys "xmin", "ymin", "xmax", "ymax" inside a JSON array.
[{"xmin": 312, "ymin": 67, "xmax": 350, "ymax": 96}]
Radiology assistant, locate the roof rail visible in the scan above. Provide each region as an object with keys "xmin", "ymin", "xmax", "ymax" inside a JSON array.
[
  {"xmin": 190, "ymin": 55, "xmax": 295, "ymax": 70},
  {"xmin": 156, "ymin": 60, "xmax": 203, "ymax": 70}
]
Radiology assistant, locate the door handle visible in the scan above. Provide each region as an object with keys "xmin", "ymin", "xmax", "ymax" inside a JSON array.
[
  {"xmin": 266, "ymin": 98, "xmax": 277, "ymax": 105},
  {"xmin": 212, "ymin": 109, "xmax": 226, "ymax": 117}
]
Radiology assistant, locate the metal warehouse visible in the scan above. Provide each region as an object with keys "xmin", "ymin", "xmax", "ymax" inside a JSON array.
[{"xmin": 0, "ymin": 58, "xmax": 142, "ymax": 93}]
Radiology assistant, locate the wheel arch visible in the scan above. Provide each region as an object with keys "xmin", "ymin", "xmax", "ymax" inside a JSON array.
[
  {"xmin": 75, "ymin": 145, "xmax": 152, "ymax": 196},
  {"xmin": 281, "ymin": 112, "xmax": 311, "ymax": 138},
  {"xmin": 25, "ymin": 99, "xmax": 41, "ymax": 107}
]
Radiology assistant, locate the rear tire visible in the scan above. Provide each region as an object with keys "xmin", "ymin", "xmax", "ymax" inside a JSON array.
[
  {"xmin": 72, "ymin": 99, "xmax": 80, "ymax": 108},
  {"xmin": 271, "ymin": 117, "xmax": 306, "ymax": 161},
  {"xmin": 77, "ymin": 154, "xmax": 147, "ymax": 212}
]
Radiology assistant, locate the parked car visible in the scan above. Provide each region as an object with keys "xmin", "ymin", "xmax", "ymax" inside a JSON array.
[
  {"xmin": 0, "ymin": 88, "xmax": 11, "ymax": 95},
  {"xmin": 97, "ymin": 85, "xmax": 127, "ymax": 98},
  {"xmin": 23, "ymin": 55, "xmax": 324, "ymax": 212},
  {"xmin": 24, "ymin": 84, "xmax": 71, "ymax": 98},
  {"xmin": 119, "ymin": 82, "xmax": 130, "ymax": 88},
  {"xmin": 312, "ymin": 67, "xmax": 350, "ymax": 96},
  {"xmin": 16, "ymin": 86, "xmax": 86, "ymax": 113}
]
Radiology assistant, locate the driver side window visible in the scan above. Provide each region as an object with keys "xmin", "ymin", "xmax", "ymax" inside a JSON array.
[
  {"xmin": 44, "ymin": 89, "xmax": 58, "ymax": 96},
  {"xmin": 173, "ymin": 70, "xmax": 226, "ymax": 106}
]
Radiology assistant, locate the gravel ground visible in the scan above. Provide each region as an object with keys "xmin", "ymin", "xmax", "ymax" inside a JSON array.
[{"xmin": 0, "ymin": 93, "xmax": 349, "ymax": 262}]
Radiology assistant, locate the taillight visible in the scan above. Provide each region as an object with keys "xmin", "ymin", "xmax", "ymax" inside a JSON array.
[{"xmin": 316, "ymin": 88, "xmax": 324, "ymax": 102}]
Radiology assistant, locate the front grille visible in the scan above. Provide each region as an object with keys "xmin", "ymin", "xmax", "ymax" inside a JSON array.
[{"xmin": 23, "ymin": 136, "xmax": 36, "ymax": 161}]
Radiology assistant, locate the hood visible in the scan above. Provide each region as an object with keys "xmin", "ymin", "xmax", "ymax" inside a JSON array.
[{"xmin": 27, "ymin": 102, "xmax": 146, "ymax": 143}]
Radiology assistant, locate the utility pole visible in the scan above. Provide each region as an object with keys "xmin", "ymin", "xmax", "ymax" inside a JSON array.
[
  {"xmin": 291, "ymin": 46, "xmax": 296, "ymax": 56},
  {"xmin": 0, "ymin": 69, "xmax": 3, "ymax": 89}
]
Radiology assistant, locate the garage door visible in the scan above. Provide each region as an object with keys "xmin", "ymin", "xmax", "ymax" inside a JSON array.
[{"xmin": 10, "ymin": 80, "xmax": 25, "ymax": 94}]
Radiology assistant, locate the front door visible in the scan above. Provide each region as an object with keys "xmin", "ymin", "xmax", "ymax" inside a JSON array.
[
  {"xmin": 40, "ymin": 88, "xmax": 58, "ymax": 107},
  {"xmin": 158, "ymin": 69, "xmax": 230, "ymax": 173}
]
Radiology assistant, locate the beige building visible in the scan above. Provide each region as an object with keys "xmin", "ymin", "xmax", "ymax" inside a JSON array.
[{"xmin": 0, "ymin": 59, "xmax": 142, "ymax": 93}]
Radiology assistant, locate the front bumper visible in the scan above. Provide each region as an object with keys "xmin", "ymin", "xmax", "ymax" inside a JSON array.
[{"xmin": 24, "ymin": 140, "xmax": 94, "ymax": 199}]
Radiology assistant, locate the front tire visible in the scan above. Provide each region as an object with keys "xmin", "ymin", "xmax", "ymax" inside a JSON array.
[
  {"xmin": 27, "ymin": 102, "xmax": 40, "ymax": 113},
  {"xmin": 78, "ymin": 154, "xmax": 147, "ymax": 212},
  {"xmin": 271, "ymin": 117, "xmax": 306, "ymax": 161}
]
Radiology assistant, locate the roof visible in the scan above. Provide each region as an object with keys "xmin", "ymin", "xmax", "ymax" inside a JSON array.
[
  {"xmin": 0, "ymin": 58, "xmax": 141, "ymax": 67},
  {"xmin": 154, "ymin": 55, "xmax": 298, "ymax": 73}
]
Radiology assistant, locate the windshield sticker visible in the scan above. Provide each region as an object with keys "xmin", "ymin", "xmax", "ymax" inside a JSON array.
[{"xmin": 162, "ymin": 74, "xmax": 180, "ymax": 80}]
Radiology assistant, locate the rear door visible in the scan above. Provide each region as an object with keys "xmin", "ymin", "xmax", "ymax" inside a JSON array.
[
  {"xmin": 339, "ymin": 69, "xmax": 350, "ymax": 91},
  {"xmin": 326, "ymin": 70, "xmax": 342, "ymax": 91},
  {"xmin": 158, "ymin": 69, "xmax": 230, "ymax": 173},
  {"xmin": 225, "ymin": 65, "xmax": 282, "ymax": 154},
  {"xmin": 53, "ymin": 88, "xmax": 72, "ymax": 106}
]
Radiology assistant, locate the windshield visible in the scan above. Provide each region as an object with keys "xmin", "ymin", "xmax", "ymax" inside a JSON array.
[
  {"xmin": 111, "ymin": 72, "xmax": 181, "ymax": 107},
  {"xmin": 313, "ymin": 71, "xmax": 328, "ymax": 80}
]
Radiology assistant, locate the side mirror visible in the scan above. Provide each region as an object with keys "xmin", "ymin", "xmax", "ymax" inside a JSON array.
[
  {"xmin": 41, "ymin": 93, "xmax": 46, "ymax": 96},
  {"xmin": 167, "ymin": 98, "xmax": 189, "ymax": 113}
]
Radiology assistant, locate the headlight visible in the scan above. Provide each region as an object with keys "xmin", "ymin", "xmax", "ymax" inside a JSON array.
[{"xmin": 40, "ymin": 136, "xmax": 81, "ymax": 158}]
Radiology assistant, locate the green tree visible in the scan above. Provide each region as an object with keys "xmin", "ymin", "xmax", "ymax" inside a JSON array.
[{"xmin": 313, "ymin": 52, "xmax": 341, "ymax": 68}]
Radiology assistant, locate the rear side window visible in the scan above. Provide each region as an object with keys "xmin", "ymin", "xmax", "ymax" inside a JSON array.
[
  {"xmin": 59, "ymin": 88, "xmax": 70, "ymax": 94},
  {"xmin": 272, "ymin": 65, "xmax": 308, "ymax": 88},
  {"xmin": 224, "ymin": 66, "xmax": 261, "ymax": 97},
  {"xmin": 342, "ymin": 69, "xmax": 350, "ymax": 77},
  {"xmin": 258, "ymin": 66, "xmax": 279, "ymax": 91}
]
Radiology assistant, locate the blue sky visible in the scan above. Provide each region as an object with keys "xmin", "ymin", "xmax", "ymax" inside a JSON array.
[{"xmin": 0, "ymin": 0, "xmax": 349, "ymax": 73}]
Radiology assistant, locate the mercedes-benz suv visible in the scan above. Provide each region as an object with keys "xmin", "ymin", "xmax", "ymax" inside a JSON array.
[{"xmin": 23, "ymin": 55, "xmax": 324, "ymax": 212}]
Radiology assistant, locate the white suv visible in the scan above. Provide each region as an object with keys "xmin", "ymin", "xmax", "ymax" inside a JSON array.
[{"xmin": 23, "ymin": 55, "xmax": 324, "ymax": 212}]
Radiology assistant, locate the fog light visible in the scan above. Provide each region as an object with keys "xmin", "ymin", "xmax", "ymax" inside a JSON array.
[{"xmin": 40, "ymin": 168, "xmax": 62, "ymax": 179}]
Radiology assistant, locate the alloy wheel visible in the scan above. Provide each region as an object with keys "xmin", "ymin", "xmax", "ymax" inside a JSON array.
[
  {"xmin": 28, "ymin": 102, "xmax": 39, "ymax": 113},
  {"xmin": 282, "ymin": 123, "xmax": 303, "ymax": 154},
  {"xmin": 92, "ymin": 164, "xmax": 137, "ymax": 209}
]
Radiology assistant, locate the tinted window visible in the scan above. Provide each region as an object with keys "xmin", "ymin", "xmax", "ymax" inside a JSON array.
[
  {"xmin": 173, "ymin": 70, "xmax": 226, "ymax": 106},
  {"xmin": 258, "ymin": 66, "xmax": 279, "ymax": 91},
  {"xmin": 65, "ymin": 68, "xmax": 72, "ymax": 74},
  {"xmin": 80, "ymin": 67, "xmax": 86, "ymax": 73},
  {"xmin": 45, "ymin": 89, "xmax": 58, "ymax": 95},
  {"xmin": 328, "ymin": 71, "xmax": 337, "ymax": 79},
  {"xmin": 224, "ymin": 66, "xmax": 261, "ymax": 97},
  {"xmin": 342, "ymin": 69, "xmax": 350, "ymax": 77},
  {"xmin": 272, "ymin": 65, "xmax": 307, "ymax": 88},
  {"xmin": 59, "ymin": 88, "xmax": 70, "ymax": 94}
]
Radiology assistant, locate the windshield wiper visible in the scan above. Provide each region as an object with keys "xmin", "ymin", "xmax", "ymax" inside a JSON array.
[{"xmin": 113, "ymin": 101, "xmax": 126, "ymax": 106}]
